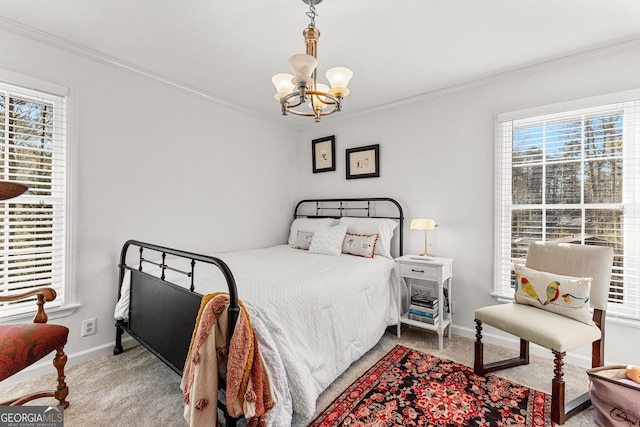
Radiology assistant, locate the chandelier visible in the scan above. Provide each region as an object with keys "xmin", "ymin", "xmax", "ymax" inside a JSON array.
[{"xmin": 272, "ymin": 0, "xmax": 353, "ymax": 123}]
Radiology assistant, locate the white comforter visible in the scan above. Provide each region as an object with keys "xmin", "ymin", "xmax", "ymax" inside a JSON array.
[{"xmin": 115, "ymin": 244, "xmax": 398, "ymax": 426}]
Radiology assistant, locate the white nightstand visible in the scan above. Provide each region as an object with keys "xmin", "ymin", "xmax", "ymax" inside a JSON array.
[{"xmin": 395, "ymin": 255, "xmax": 454, "ymax": 350}]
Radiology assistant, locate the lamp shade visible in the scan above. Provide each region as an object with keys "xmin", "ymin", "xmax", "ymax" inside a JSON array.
[
  {"xmin": 288, "ymin": 54, "xmax": 317, "ymax": 87},
  {"xmin": 272, "ymin": 73, "xmax": 295, "ymax": 100},
  {"xmin": 326, "ymin": 66, "xmax": 352, "ymax": 98},
  {"xmin": 410, "ymin": 218, "xmax": 436, "ymax": 231}
]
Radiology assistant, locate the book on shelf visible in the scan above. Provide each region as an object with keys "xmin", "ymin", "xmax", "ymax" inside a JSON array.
[
  {"xmin": 411, "ymin": 293, "xmax": 438, "ymax": 309},
  {"xmin": 408, "ymin": 312, "xmax": 439, "ymax": 324},
  {"xmin": 411, "ymin": 292, "xmax": 437, "ymax": 302},
  {"xmin": 409, "ymin": 306, "xmax": 438, "ymax": 317},
  {"xmin": 410, "ymin": 299, "xmax": 438, "ymax": 310}
]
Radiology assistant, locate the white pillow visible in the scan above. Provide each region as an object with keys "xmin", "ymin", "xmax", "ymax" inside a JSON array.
[
  {"xmin": 309, "ymin": 223, "xmax": 348, "ymax": 257},
  {"xmin": 514, "ymin": 264, "xmax": 593, "ymax": 325},
  {"xmin": 287, "ymin": 217, "xmax": 337, "ymax": 245},
  {"xmin": 338, "ymin": 217, "xmax": 398, "ymax": 259}
]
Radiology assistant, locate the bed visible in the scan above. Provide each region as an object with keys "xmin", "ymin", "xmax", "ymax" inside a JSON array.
[{"xmin": 113, "ymin": 197, "xmax": 404, "ymax": 426}]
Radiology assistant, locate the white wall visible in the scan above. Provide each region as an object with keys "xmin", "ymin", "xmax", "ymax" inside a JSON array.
[
  {"xmin": 0, "ymin": 28, "xmax": 297, "ymax": 377},
  {"xmin": 296, "ymin": 40, "xmax": 640, "ymax": 367},
  {"xmin": 2, "ymin": 24, "xmax": 639, "ymax": 386}
]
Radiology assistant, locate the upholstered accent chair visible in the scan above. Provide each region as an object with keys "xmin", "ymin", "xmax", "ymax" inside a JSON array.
[
  {"xmin": 474, "ymin": 241, "xmax": 614, "ymax": 425},
  {"xmin": 0, "ymin": 288, "xmax": 69, "ymax": 408}
]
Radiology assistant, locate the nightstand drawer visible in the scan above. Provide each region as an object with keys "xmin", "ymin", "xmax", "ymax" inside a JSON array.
[{"xmin": 400, "ymin": 263, "xmax": 439, "ymax": 280}]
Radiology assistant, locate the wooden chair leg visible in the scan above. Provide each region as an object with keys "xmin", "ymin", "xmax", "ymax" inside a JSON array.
[
  {"xmin": 1, "ymin": 345, "xmax": 69, "ymax": 408},
  {"xmin": 474, "ymin": 319, "xmax": 484, "ymax": 374},
  {"xmin": 551, "ymin": 350, "xmax": 591, "ymax": 425},
  {"xmin": 53, "ymin": 345, "xmax": 69, "ymax": 408},
  {"xmin": 551, "ymin": 350, "xmax": 566, "ymax": 424},
  {"xmin": 474, "ymin": 319, "xmax": 529, "ymax": 375},
  {"xmin": 550, "ymin": 310, "xmax": 605, "ymax": 423},
  {"xmin": 592, "ymin": 338, "xmax": 604, "ymax": 368}
]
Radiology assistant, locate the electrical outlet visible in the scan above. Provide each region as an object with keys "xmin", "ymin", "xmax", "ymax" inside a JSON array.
[
  {"xmin": 451, "ymin": 300, "xmax": 456, "ymax": 314},
  {"xmin": 81, "ymin": 317, "xmax": 97, "ymax": 337}
]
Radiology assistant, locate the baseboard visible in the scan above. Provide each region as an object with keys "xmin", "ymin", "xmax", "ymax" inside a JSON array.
[
  {"xmin": 451, "ymin": 324, "xmax": 595, "ymax": 368},
  {"xmin": 2, "ymin": 325, "xmax": 601, "ymax": 389},
  {"xmin": 0, "ymin": 337, "xmax": 135, "ymax": 388}
]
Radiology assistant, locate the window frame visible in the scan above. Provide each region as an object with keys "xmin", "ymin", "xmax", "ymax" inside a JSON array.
[
  {"xmin": 0, "ymin": 70, "xmax": 76, "ymax": 321},
  {"xmin": 494, "ymin": 89, "xmax": 640, "ymax": 321}
]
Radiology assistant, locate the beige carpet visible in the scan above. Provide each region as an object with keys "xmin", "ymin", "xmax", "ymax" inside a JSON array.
[{"xmin": 0, "ymin": 327, "xmax": 596, "ymax": 426}]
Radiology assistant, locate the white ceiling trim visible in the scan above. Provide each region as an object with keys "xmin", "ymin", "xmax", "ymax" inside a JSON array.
[
  {"xmin": 0, "ymin": 16, "xmax": 298, "ymax": 129},
  {"xmin": 297, "ymin": 35, "xmax": 640, "ymax": 131},
  {"xmin": 2, "ymin": 15, "xmax": 639, "ymax": 133}
]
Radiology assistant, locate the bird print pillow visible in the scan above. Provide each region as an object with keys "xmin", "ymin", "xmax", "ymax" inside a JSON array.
[{"xmin": 513, "ymin": 264, "xmax": 593, "ymax": 325}]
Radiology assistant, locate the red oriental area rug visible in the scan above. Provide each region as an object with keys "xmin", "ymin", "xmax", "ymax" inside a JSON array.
[{"xmin": 309, "ymin": 345, "xmax": 552, "ymax": 427}]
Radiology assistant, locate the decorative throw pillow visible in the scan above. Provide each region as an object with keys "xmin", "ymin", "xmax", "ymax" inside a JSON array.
[
  {"xmin": 338, "ymin": 217, "xmax": 398, "ymax": 259},
  {"xmin": 342, "ymin": 233, "xmax": 379, "ymax": 258},
  {"xmin": 309, "ymin": 224, "xmax": 348, "ymax": 257},
  {"xmin": 513, "ymin": 264, "xmax": 593, "ymax": 325},
  {"xmin": 293, "ymin": 230, "xmax": 313, "ymax": 250},
  {"xmin": 287, "ymin": 217, "xmax": 337, "ymax": 245}
]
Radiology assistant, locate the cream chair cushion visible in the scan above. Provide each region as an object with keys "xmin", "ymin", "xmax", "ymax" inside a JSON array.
[{"xmin": 475, "ymin": 303, "xmax": 601, "ymax": 353}]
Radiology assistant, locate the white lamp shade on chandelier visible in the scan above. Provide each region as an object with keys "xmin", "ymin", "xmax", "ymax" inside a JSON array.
[
  {"xmin": 288, "ymin": 53, "xmax": 317, "ymax": 88},
  {"xmin": 325, "ymin": 67, "xmax": 353, "ymax": 97},
  {"xmin": 272, "ymin": 0, "xmax": 352, "ymax": 122},
  {"xmin": 272, "ymin": 73, "xmax": 296, "ymax": 101},
  {"xmin": 309, "ymin": 83, "xmax": 330, "ymax": 111}
]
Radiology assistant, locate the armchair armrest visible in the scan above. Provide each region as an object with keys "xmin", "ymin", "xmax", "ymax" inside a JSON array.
[{"xmin": 0, "ymin": 288, "xmax": 57, "ymax": 323}]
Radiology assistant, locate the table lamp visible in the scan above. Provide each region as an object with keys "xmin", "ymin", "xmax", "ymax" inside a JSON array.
[{"xmin": 410, "ymin": 218, "xmax": 437, "ymax": 257}]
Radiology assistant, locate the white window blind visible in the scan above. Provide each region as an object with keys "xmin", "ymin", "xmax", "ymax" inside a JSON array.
[
  {"xmin": 495, "ymin": 92, "xmax": 640, "ymax": 321},
  {"xmin": 0, "ymin": 81, "xmax": 67, "ymax": 318}
]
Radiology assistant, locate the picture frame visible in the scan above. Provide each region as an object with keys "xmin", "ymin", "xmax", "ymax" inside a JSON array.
[
  {"xmin": 346, "ymin": 144, "xmax": 379, "ymax": 179},
  {"xmin": 312, "ymin": 135, "xmax": 336, "ymax": 173}
]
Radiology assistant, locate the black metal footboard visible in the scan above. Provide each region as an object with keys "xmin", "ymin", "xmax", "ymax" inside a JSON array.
[
  {"xmin": 113, "ymin": 240, "xmax": 240, "ymax": 424},
  {"xmin": 114, "ymin": 240, "xmax": 239, "ymax": 370}
]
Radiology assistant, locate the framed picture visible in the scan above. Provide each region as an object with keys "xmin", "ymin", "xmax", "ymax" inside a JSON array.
[
  {"xmin": 312, "ymin": 135, "xmax": 336, "ymax": 173},
  {"xmin": 346, "ymin": 144, "xmax": 379, "ymax": 179}
]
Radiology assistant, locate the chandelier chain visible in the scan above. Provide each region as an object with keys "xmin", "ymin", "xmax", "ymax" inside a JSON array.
[{"xmin": 306, "ymin": 5, "xmax": 318, "ymax": 28}]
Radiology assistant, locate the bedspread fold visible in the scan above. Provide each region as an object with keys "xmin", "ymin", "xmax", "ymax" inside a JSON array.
[{"xmin": 181, "ymin": 292, "xmax": 276, "ymax": 427}]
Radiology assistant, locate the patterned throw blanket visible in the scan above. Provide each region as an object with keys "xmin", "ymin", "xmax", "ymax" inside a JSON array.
[{"xmin": 181, "ymin": 293, "xmax": 276, "ymax": 427}]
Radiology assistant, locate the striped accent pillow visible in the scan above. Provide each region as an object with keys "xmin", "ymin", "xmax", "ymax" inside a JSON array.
[{"xmin": 309, "ymin": 224, "xmax": 348, "ymax": 257}]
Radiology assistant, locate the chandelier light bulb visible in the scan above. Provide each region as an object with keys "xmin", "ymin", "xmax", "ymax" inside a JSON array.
[
  {"xmin": 272, "ymin": 73, "xmax": 296, "ymax": 100},
  {"xmin": 326, "ymin": 67, "xmax": 353, "ymax": 98}
]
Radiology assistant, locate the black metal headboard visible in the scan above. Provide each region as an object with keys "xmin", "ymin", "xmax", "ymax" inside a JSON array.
[{"xmin": 294, "ymin": 197, "xmax": 404, "ymax": 257}]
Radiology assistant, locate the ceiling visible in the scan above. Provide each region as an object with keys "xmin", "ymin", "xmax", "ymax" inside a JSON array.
[{"xmin": 1, "ymin": 0, "xmax": 640, "ymax": 127}]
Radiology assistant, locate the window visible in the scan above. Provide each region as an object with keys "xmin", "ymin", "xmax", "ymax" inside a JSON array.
[
  {"xmin": 495, "ymin": 91, "xmax": 640, "ymax": 320},
  {"xmin": 0, "ymin": 80, "xmax": 68, "ymax": 318}
]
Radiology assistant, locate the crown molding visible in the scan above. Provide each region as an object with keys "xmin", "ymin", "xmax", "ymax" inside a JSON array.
[
  {"xmin": 2, "ymin": 15, "xmax": 638, "ymax": 133},
  {"xmin": 0, "ymin": 16, "xmax": 298, "ymax": 129},
  {"xmin": 315, "ymin": 35, "xmax": 640, "ymax": 129}
]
